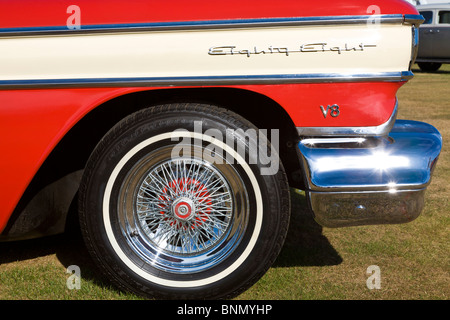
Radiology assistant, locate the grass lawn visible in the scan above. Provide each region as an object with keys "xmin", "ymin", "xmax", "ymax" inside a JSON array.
[{"xmin": 0, "ymin": 64, "xmax": 448, "ymax": 300}]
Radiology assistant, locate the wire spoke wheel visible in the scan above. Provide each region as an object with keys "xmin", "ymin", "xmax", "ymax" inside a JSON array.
[
  {"xmin": 137, "ymin": 159, "xmax": 233, "ymax": 254},
  {"xmin": 118, "ymin": 146, "xmax": 249, "ymax": 274},
  {"xmin": 79, "ymin": 104, "xmax": 290, "ymax": 299}
]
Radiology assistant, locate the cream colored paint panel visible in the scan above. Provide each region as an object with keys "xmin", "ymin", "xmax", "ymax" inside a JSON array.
[{"xmin": 0, "ymin": 24, "xmax": 412, "ymax": 81}]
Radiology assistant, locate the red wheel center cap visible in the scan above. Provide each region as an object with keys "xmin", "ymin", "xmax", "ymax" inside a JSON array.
[{"xmin": 172, "ymin": 198, "xmax": 195, "ymax": 220}]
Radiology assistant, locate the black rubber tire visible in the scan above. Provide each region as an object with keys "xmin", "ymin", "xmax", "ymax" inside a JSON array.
[
  {"xmin": 78, "ymin": 103, "xmax": 290, "ymax": 299},
  {"xmin": 418, "ymin": 62, "xmax": 442, "ymax": 72}
]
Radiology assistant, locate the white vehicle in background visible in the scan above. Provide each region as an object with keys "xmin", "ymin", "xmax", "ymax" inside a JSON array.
[{"xmin": 416, "ymin": 3, "xmax": 450, "ymax": 71}]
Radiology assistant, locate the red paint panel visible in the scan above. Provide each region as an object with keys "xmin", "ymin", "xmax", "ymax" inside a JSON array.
[
  {"xmin": 243, "ymin": 82, "xmax": 404, "ymax": 127},
  {"xmin": 0, "ymin": 0, "xmax": 418, "ymax": 28},
  {"xmin": 0, "ymin": 87, "xmax": 141, "ymax": 232},
  {"xmin": 0, "ymin": 81, "xmax": 402, "ymax": 232}
]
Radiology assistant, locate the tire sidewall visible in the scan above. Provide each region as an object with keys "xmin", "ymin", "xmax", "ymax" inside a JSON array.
[{"xmin": 80, "ymin": 105, "xmax": 288, "ymax": 298}]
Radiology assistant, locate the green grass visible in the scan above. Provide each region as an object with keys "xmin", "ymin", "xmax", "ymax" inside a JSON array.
[{"xmin": 0, "ymin": 64, "xmax": 449, "ymax": 300}]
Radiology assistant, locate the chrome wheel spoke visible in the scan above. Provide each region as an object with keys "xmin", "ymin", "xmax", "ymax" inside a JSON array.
[{"xmin": 136, "ymin": 158, "xmax": 233, "ymax": 256}]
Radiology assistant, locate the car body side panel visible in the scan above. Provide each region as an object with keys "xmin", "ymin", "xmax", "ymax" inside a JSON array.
[
  {"xmin": 0, "ymin": 87, "xmax": 141, "ymax": 232},
  {"xmin": 0, "ymin": 24, "xmax": 412, "ymax": 82},
  {"xmin": 0, "ymin": 0, "xmax": 419, "ymax": 234},
  {"xmin": 419, "ymin": 24, "xmax": 450, "ymax": 59},
  {"xmin": 0, "ymin": 0, "xmax": 418, "ymax": 28},
  {"xmin": 418, "ymin": 25, "xmax": 435, "ymax": 57},
  {"xmin": 0, "ymin": 80, "xmax": 404, "ymax": 233},
  {"xmin": 433, "ymin": 23, "xmax": 450, "ymax": 58}
]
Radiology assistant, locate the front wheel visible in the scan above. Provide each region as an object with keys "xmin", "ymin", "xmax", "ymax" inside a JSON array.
[{"xmin": 78, "ymin": 103, "xmax": 290, "ymax": 299}]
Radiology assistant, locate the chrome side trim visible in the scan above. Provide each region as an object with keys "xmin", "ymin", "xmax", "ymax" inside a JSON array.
[
  {"xmin": 403, "ymin": 14, "xmax": 425, "ymax": 26},
  {"xmin": 400, "ymin": 71, "xmax": 415, "ymax": 80},
  {"xmin": 0, "ymin": 14, "xmax": 408, "ymax": 37},
  {"xmin": 410, "ymin": 25, "xmax": 420, "ymax": 68},
  {"xmin": 296, "ymin": 99, "xmax": 398, "ymax": 137},
  {"xmin": 406, "ymin": 15, "xmax": 423, "ymax": 69},
  {"xmin": 0, "ymin": 72, "xmax": 414, "ymax": 90}
]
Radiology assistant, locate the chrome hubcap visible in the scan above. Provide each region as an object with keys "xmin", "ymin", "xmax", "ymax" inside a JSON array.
[{"xmin": 172, "ymin": 198, "xmax": 195, "ymax": 221}]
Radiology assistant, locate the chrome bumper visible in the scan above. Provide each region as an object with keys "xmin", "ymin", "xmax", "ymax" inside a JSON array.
[{"xmin": 298, "ymin": 120, "xmax": 442, "ymax": 227}]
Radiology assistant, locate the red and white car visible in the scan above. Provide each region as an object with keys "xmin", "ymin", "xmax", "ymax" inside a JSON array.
[{"xmin": 0, "ymin": 0, "xmax": 442, "ymax": 299}]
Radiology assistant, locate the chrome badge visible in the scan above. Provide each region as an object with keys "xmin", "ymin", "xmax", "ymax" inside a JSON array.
[
  {"xmin": 209, "ymin": 43, "xmax": 377, "ymax": 57},
  {"xmin": 320, "ymin": 104, "xmax": 340, "ymax": 118}
]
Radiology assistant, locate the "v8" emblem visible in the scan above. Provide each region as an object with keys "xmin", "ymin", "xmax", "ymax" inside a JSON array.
[{"xmin": 320, "ymin": 104, "xmax": 340, "ymax": 118}]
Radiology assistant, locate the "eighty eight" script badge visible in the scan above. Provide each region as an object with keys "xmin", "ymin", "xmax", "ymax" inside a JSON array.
[{"xmin": 209, "ymin": 43, "xmax": 377, "ymax": 57}]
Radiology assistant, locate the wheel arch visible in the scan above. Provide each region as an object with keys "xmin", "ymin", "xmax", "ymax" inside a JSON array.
[
  {"xmin": 3, "ymin": 86, "xmax": 303, "ymax": 241},
  {"xmin": 34, "ymin": 86, "xmax": 304, "ymax": 190}
]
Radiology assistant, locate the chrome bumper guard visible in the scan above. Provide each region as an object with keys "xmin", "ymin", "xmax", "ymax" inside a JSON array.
[{"xmin": 298, "ymin": 120, "xmax": 442, "ymax": 227}]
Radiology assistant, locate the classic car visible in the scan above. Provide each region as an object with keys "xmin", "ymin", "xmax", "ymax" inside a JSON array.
[
  {"xmin": 416, "ymin": 3, "xmax": 450, "ymax": 71},
  {"xmin": 0, "ymin": 0, "xmax": 442, "ymax": 299}
]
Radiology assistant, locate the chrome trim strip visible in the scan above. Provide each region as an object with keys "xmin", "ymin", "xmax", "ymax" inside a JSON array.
[
  {"xmin": 296, "ymin": 99, "xmax": 398, "ymax": 137},
  {"xmin": 410, "ymin": 25, "xmax": 420, "ymax": 68},
  {"xmin": 400, "ymin": 71, "xmax": 414, "ymax": 80},
  {"xmin": 0, "ymin": 14, "xmax": 407, "ymax": 37},
  {"xmin": 0, "ymin": 72, "xmax": 414, "ymax": 90},
  {"xmin": 403, "ymin": 14, "xmax": 425, "ymax": 26}
]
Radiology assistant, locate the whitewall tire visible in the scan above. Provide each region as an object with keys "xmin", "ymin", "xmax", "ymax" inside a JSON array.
[{"xmin": 78, "ymin": 103, "xmax": 290, "ymax": 299}]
